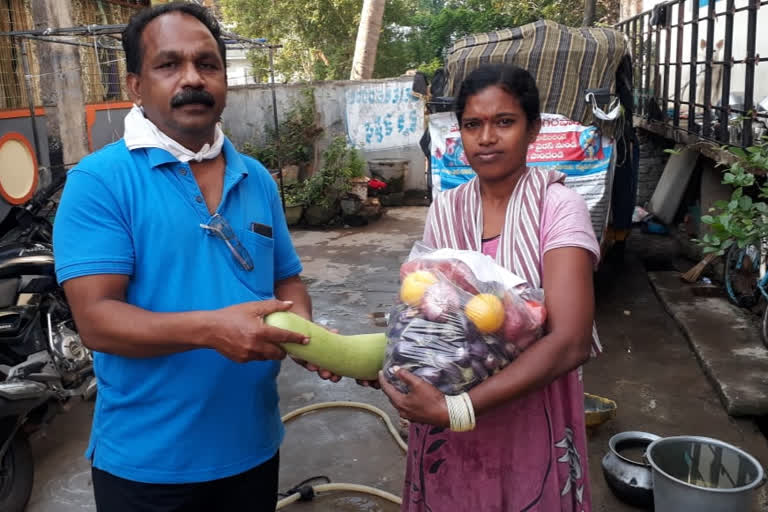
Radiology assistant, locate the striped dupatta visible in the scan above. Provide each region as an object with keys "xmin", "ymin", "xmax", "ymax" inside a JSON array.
[{"xmin": 423, "ymin": 167, "xmax": 602, "ymax": 355}]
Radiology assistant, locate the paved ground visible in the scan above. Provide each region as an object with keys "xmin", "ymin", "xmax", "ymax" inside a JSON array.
[
  {"xmin": 25, "ymin": 207, "xmax": 768, "ymax": 511},
  {"xmin": 588, "ymin": 234, "xmax": 768, "ymax": 511},
  {"xmin": 649, "ymin": 271, "xmax": 768, "ymax": 416}
]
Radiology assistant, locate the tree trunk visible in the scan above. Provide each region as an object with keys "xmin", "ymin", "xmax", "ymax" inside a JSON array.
[
  {"xmin": 350, "ymin": 0, "xmax": 386, "ymax": 80},
  {"xmin": 583, "ymin": 0, "xmax": 596, "ymax": 26}
]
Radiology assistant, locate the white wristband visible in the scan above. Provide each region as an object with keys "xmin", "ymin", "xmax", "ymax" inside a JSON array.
[
  {"xmin": 461, "ymin": 392, "xmax": 476, "ymax": 430},
  {"xmin": 445, "ymin": 392, "xmax": 476, "ymax": 432},
  {"xmin": 445, "ymin": 395, "xmax": 465, "ymax": 431}
]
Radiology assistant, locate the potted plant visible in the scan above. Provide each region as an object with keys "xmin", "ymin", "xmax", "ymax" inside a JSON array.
[
  {"xmin": 241, "ymin": 88, "xmax": 323, "ymax": 185},
  {"xmin": 344, "ymin": 149, "xmax": 369, "ymax": 202},
  {"xmin": 283, "ymin": 184, "xmax": 304, "ymax": 226},
  {"xmin": 302, "ymin": 136, "xmax": 367, "ymax": 225},
  {"xmin": 301, "ymin": 172, "xmax": 337, "ymax": 226}
]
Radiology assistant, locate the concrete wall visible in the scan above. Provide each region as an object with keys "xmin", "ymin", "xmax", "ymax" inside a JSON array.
[
  {"xmin": 636, "ymin": 128, "xmax": 673, "ymax": 206},
  {"xmin": 223, "ymin": 77, "xmax": 427, "ymax": 192},
  {"xmin": 1, "ymin": 77, "xmax": 428, "ymax": 193},
  {"xmin": 635, "ymin": 127, "xmax": 731, "ymax": 238}
]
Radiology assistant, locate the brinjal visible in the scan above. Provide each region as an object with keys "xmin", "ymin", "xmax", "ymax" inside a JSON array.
[
  {"xmin": 453, "ymin": 346, "xmax": 472, "ymax": 368},
  {"xmin": 504, "ymin": 341, "xmax": 519, "ymax": 358},
  {"xmin": 421, "ymin": 281, "xmax": 460, "ymax": 322},
  {"xmin": 468, "ymin": 341, "xmax": 489, "ymax": 360},
  {"xmin": 471, "ymin": 359, "xmax": 489, "ymax": 380},
  {"xmin": 484, "ymin": 353, "xmax": 501, "ymax": 371},
  {"xmin": 412, "ymin": 366, "xmax": 442, "ymax": 384}
]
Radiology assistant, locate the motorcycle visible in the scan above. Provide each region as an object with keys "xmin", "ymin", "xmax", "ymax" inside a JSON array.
[{"xmin": 0, "ymin": 174, "xmax": 94, "ymax": 512}]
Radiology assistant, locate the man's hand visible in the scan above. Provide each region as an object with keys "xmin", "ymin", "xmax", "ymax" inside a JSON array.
[
  {"xmin": 355, "ymin": 377, "xmax": 381, "ymax": 389},
  {"xmin": 207, "ymin": 299, "xmax": 309, "ymax": 362},
  {"xmin": 296, "ymin": 362, "xmax": 380, "ymax": 387},
  {"xmin": 379, "ymin": 368, "xmax": 449, "ymax": 427},
  {"xmin": 294, "ymin": 360, "xmax": 342, "ymax": 383},
  {"xmin": 291, "ymin": 326, "xmax": 342, "ymax": 382},
  {"xmin": 291, "ymin": 328, "xmax": 380, "ymax": 386}
]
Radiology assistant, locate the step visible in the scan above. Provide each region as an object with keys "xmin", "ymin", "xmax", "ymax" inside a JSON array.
[{"xmin": 648, "ymin": 271, "xmax": 768, "ymax": 416}]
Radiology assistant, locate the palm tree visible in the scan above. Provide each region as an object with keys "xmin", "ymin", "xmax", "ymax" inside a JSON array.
[{"xmin": 350, "ymin": 0, "xmax": 387, "ymax": 80}]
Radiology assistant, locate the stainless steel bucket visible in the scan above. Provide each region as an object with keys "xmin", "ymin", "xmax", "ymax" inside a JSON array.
[{"xmin": 646, "ymin": 436, "xmax": 765, "ymax": 512}]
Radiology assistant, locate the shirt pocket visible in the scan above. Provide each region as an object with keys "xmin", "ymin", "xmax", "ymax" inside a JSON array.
[{"xmin": 236, "ymin": 228, "xmax": 275, "ymax": 298}]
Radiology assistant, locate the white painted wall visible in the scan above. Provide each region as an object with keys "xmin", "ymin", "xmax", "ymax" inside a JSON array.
[{"xmin": 222, "ymin": 77, "xmax": 427, "ymax": 192}]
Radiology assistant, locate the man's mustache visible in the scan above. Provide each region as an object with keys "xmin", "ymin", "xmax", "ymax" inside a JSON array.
[{"xmin": 170, "ymin": 89, "xmax": 215, "ymax": 108}]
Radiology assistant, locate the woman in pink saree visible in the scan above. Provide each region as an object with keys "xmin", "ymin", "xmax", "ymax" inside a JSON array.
[{"xmin": 378, "ymin": 64, "xmax": 601, "ymax": 512}]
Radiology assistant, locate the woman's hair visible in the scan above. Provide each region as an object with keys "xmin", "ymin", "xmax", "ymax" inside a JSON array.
[{"xmin": 455, "ymin": 64, "xmax": 540, "ymax": 126}]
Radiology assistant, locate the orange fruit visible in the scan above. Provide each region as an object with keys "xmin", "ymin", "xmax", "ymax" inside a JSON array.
[
  {"xmin": 400, "ymin": 270, "xmax": 439, "ymax": 306},
  {"xmin": 465, "ymin": 293, "xmax": 505, "ymax": 333}
]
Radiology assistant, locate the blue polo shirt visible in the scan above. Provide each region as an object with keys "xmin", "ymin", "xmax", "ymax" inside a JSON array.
[{"xmin": 53, "ymin": 138, "xmax": 302, "ymax": 484}]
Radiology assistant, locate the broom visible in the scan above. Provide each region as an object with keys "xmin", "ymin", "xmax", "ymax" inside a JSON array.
[{"xmin": 681, "ymin": 252, "xmax": 718, "ymax": 283}]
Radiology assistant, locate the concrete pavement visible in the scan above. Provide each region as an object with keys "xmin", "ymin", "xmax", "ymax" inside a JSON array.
[
  {"xmin": 26, "ymin": 207, "xmax": 768, "ymax": 511},
  {"xmin": 588, "ymin": 236, "xmax": 768, "ymax": 511},
  {"xmin": 648, "ymin": 270, "xmax": 768, "ymax": 416}
]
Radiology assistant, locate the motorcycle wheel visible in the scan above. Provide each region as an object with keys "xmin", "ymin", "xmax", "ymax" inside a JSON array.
[{"xmin": 0, "ymin": 434, "xmax": 34, "ymax": 512}]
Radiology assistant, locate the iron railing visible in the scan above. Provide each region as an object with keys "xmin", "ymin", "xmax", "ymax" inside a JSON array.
[{"xmin": 617, "ymin": 0, "xmax": 768, "ymax": 147}]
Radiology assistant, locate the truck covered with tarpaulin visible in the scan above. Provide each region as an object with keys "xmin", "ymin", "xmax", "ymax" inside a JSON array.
[{"xmin": 422, "ymin": 19, "xmax": 637, "ymax": 252}]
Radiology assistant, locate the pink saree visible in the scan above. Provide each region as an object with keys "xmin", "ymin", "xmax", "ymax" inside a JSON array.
[{"xmin": 400, "ymin": 168, "xmax": 600, "ymax": 512}]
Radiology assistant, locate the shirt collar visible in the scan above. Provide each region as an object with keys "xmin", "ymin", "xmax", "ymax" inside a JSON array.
[{"xmin": 221, "ymin": 138, "xmax": 248, "ymax": 177}]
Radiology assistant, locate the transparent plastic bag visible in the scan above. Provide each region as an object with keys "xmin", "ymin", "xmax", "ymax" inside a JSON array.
[{"xmin": 383, "ymin": 243, "xmax": 546, "ymax": 395}]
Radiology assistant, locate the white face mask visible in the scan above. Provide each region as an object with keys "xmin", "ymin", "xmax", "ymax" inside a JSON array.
[
  {"xmin": 585, "ymin": 92, "xmax": 623, "ymax": 122},
  {"xmin": 123, "ymin": 104, "xmax": 225, "ymax": 163}
]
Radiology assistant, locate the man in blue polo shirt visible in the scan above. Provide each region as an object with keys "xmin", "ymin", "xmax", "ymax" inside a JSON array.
[{"xmin": 52, "ymin": 3, "xmax": 320, "ymax": 510}]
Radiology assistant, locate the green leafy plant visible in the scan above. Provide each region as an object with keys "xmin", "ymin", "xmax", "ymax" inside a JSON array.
[
  {"xmin": 241, "ymin": 88, "xmax": 323, "ymax": 170},
  {"xmin": 322, "ymin": 135, "xmax": 366, "ymax": 179},
  {"xmin": 298, "ymin": 136, "xmax": 367, "ymax": 209},
  {"xmin": 221, "ymin": 0, "xmax": 607, "ymax": 82},
  {"xmin": 699, "ymin": 138, "xmax": 768, "ymax": 255},
  {"xmin": 729, "ymin": 139, "xmax": 768, "ymax": 170},
  {"xmin": 282, "ymin": 184, "xmax": 304, "ymax": 207}
]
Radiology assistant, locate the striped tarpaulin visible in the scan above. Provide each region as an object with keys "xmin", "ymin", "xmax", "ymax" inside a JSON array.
[{"xmin": 445, "ymin": 20, "xmax": 629, "ymax": 129}]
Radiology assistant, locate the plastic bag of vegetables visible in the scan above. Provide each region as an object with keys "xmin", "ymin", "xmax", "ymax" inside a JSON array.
[{"xmin": 383, "ymin": 243, "xmax": 546, "ymax": 395}]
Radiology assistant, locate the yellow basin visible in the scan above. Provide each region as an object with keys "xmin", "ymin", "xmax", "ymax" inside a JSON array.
[{"xmin": 585, "ymin": 392, "xmax": 617, "ymax": 428}]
